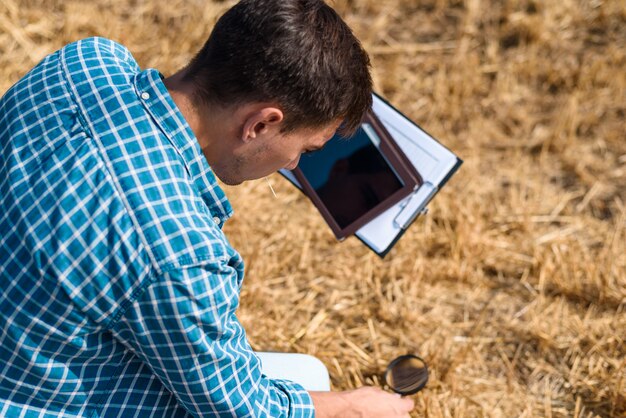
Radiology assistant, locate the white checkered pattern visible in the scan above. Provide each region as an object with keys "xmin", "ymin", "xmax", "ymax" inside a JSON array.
[{"xmin": 0, "ymin": 37, "xmax": 314, "ymax": 418}]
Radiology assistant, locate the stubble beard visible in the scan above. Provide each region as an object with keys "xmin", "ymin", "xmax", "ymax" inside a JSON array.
[{"xmin": 213, "ymin": 154, "xmax": 246, "ymax": 186}]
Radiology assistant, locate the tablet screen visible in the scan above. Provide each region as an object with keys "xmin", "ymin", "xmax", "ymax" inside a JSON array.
[{"xmin": 297, "ymin": 123, "xmax": 404, "ymax": 228}]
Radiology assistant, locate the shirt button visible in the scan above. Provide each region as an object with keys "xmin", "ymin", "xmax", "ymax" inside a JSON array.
[
  {"xmin": 213, "ymin": 216, "xmax": 221, "ymax": 225},
  {"xmin": 141, "ymin": 92, "xmax": 150, "ymax": 100}
]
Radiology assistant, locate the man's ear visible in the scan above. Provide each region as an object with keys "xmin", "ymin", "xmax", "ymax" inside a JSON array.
[{"xmin": 241, "ymin": 106, "xmax": 284, "ymax": 143}]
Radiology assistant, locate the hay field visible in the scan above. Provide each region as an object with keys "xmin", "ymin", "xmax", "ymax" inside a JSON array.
[{"xmin": 1, "ymin": 0, "xmax": 624, "ymax": 417}]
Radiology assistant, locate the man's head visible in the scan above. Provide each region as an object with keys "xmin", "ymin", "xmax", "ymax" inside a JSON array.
[{"xmin": 170, "ymin": 0, "xmax": 372, "ymax": 184}]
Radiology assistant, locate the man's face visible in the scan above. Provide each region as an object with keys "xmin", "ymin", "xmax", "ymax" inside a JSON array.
[{"xmin": 216, "ymin": 121, "xmax": 341, "ymax": 185}]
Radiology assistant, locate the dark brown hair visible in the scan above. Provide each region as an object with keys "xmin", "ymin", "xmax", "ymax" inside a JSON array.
[{"xmin": 184, "ymin": 0, "xmax": 372, "ymax": 136}]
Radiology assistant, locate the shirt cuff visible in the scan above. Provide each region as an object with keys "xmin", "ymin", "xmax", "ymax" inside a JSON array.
[{"xmin": 271, "ymin": 379, "xmax": 315, "ymax": 418}]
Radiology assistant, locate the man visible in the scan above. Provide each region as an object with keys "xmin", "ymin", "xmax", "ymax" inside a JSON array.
[{"xmin": 0, "ymin": 0, "xmax": 414, "ymax": 416}]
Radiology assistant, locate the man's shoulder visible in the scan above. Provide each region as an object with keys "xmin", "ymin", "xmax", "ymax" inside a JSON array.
[
  {"xmin": 61, "ymin": 37, "xmax": 140, "ymax": 72},
  {"xmin": 58, "ymin": 37, "xmax": 141, "ymax": 94}
]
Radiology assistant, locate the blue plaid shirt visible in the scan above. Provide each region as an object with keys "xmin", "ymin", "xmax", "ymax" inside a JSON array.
[{"xmin": 0, "ymin": 37, "xmax": 314, "ymax": 418}]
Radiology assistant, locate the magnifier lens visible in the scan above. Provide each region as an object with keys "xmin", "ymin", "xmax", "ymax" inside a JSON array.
[{"xmin": 385, "ymin": 354, "xmax": 429, "ymax": 395}]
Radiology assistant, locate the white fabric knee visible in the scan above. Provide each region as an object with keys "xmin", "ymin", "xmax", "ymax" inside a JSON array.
[{"xmin": 257, "ymin": 352, "xmax": 331, "ymax": 391}]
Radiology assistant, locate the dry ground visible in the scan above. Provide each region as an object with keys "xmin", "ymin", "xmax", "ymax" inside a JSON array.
[{"xmin": 1, "ymin": 0, "xmax": 624, "ymax": 417}]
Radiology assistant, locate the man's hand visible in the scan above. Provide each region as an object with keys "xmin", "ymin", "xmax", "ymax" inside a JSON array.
[{"xmin": 310, "ymin": 387, "xmax": 415, "ymax": 418}]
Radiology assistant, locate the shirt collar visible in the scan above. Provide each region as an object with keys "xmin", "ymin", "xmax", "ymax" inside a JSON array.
[{"xmin": 132, "ymin": 68, "xmax": 233, "ymax": 225}]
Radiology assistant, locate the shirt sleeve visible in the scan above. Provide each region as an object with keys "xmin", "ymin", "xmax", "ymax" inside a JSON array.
[{"xmin": 109, "ymin": 261, "xmax": 315, "ymax": 418}]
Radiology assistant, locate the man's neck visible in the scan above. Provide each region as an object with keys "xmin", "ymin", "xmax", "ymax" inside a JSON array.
[{"xmin": 163, "ymin": 69, "xmax": 233, "ymax": 168}]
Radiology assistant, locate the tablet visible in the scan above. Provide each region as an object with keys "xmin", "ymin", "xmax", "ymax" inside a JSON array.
[{"xmin": 292, "ymin": 110, "xmax": 422, "ymax": 240}]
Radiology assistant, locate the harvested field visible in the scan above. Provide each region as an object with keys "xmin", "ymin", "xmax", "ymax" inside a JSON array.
[{"xmin": 1, "ymin": 0, "xmax": 624, "ymax": 417}]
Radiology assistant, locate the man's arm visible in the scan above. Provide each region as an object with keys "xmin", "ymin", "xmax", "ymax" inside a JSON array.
[
  {"xmin": 310, "ymin": 388, "xmax": 415, "ymax": 418},
  {"xmin": 110, "ymin": 261, "xmax": 314, "ymax": 418}
]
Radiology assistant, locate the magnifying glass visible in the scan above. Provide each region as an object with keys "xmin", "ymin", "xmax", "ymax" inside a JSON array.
[{"xmin": 384, "ymin": 354, "xmax": 429, "ymax": 395}]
